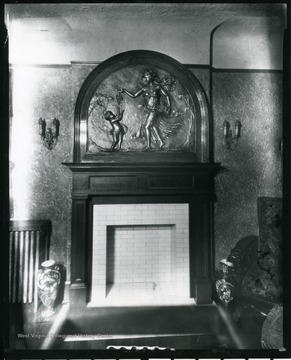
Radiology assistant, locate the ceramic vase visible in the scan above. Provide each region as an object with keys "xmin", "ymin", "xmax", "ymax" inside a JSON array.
[
  {"xmin": 37, "ymin": 260, "xmax": 61, "ymax": 318},
  {"xmin": 215, "ymin": 259, "xmax": 235, "ymax": 308}
]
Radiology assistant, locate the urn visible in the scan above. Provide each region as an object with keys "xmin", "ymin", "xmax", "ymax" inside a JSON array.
[{"xmin": 37, "ymin": 260, "xmax": 61, "ymax": 318}]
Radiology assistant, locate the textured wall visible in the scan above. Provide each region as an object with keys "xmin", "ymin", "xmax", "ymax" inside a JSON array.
[
  {"xmin": 10, "ymin": 65, "xmax": 283, "ymax": 277},
  {"xmin": 10, "ymin": 66, "xmax": 73, "ymax": 273},
  {"xmin": 213, "ymin": 72, "xmax": 283, "ymax": 265},
  {"xmin": 189, "ymin": 68, "xmax": 210, "ymax": 99},
  {"xmin": 10, "ymin": 64, "xmax": 99, "ymax": 280}
]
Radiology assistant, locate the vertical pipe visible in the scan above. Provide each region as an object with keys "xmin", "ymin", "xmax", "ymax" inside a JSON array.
[
  {"xmin": 23, "ymin": 230, "xmax": 29, "ymax": 303},
  {"xmin": 209, "ymin": 21, "xmax": 228, "ymax": 283},
  {"xmin": 12, "ymin": 231, "xmax": 18, "ymax": 303},
  {"xmin": 9, "ymin": 231, "xmax": 13, "ymax": 303},
  {"xmin": 209, "ymin": 26, "xmax": 215, "ymax": 163},
  {"xmin": 34, "ymin": 230, "xmax": 40, "ymax": 313},
  {"xmin": 18, "ymin": 230, "xmax": 24, "ymax": 303},
  {"xmin": 28, "ymin": 231, "xmax": 35, "ymax": 303}
]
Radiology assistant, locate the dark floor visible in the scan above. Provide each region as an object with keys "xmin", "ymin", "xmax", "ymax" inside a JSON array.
[
  {"xmin": 8, "ymin": 302, "xmax": 65, "ymax": 350},
  {"xmin": 7, "ymin": 302, "xmax": 266, "ymax": 351},
  {"xmin": 235, "ymin": 302, "xmax": 271, "ymax": 348},
  {"xmin": 55, "ymin": 304, "xmax": 234, "ymax": 350}
]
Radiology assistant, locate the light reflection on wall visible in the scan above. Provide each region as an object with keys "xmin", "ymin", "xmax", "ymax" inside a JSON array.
[
  {"xmin": 80, "ymin": 120, "xmax": 87, "ymax": 145},
  {"xmin": 213, "ymin": 18, "xmax": 284, "ymax": 70},
  {"xmin": 10, "ymin": 67, "xmax": 37, "ymax": 219},
  {"xmin": 8, "ymin": 18, "xmax": 68, "ymax": 65}
]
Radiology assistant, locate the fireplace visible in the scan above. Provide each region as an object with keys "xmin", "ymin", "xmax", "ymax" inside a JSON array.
[
  {"xmin": 64, "ymin": 50, "xmax": 222, "ymax": 306},
  {"xmin": 64, "ymin": 165, "xmax": 221, "ymax": 306},
  {"xmin": 90, "ymin": 203, "xmax": 190, "ymax": 306}
]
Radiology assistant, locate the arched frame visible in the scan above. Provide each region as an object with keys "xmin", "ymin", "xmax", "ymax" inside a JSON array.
[{"xmin": 74, "ymin": 50, "xmax": 209, "ymax": 163}]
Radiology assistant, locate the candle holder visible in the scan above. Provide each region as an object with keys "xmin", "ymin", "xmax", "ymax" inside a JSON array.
[
  {"xmin": 223, "ymin": 119, "xmax": 242, "ymax": 150},
  {"xmin": 38, "ymin": 118, "xmax": 60, "ymax": 150}
]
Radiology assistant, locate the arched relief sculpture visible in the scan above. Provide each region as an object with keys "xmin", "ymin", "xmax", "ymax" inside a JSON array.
[
  {"xmin": 87, "ymin": 66, "xmax": 196, "ymax": 153},
  {"xmin": 73, "ymin": 50, "xmax": 209, "ymax": 162}
]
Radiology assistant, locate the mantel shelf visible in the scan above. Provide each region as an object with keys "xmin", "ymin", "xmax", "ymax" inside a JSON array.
[{"xmin": 63, "ymin": 162, "xmax": 223, "ymax": 174}]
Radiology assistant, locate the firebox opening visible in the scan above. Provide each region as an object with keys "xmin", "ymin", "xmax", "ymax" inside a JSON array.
[
  {"xmin": 90, "ymin": 203, "xmax": 193, "ymax": 306},
  {"xmin": 106, "ymin": 224, "xmax": 177, "ymax": 300}
]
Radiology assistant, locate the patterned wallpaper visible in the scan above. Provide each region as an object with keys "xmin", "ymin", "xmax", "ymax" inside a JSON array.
[
  {"xmin": 10, "ymin": 67, "xmax": 71, "ymax": 276},
  {"xmin": 10, "ymin": 65, "xmax": 97, "ymax": 281},
  {"xmin": 213, "ymin": 72, "xmax": 283, "ymax": 265},
  {"xmin": 9, "ymin": 66, "xmax": 283, "ymax": 281}
]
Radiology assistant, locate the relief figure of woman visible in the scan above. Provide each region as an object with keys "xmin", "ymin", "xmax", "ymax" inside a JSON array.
[{"xmin": 119, "ymin": 69, "xmax": 171, "ymax": 150}]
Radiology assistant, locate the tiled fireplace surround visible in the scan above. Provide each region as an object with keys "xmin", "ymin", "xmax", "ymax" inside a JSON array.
[
  {"xmin": 91, "ymin": 203, "xmax": 190, "ymax": 306},
  {"xmin": 65, "ymin": 162, "xmax": 221, "ymax": 307}
]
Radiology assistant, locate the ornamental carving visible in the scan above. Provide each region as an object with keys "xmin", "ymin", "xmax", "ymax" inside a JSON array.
[{"xmin": 87, "ymin": 66, "xmax": 195, "ymax": 153}]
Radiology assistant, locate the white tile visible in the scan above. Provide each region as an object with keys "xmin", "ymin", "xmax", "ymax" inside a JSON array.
[{"xmin": 91, "ymin": 203, "xmax": 190, "ymax": 303}]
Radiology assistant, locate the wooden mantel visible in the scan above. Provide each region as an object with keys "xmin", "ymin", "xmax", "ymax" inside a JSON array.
[
  {"xmin": 65, "ymin": 50, "xmax": 222, "ymax": 306},
  {"xmin": 64, "ymin": 161, "xmax": 222, "ymax": 306}
]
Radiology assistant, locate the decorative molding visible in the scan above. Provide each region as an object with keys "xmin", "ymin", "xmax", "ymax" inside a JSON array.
[
  {"xmin": 8, "ymin": 63, "xmax": 72, "ymax": 68},
  {"xmin": 212, "ymin": 68, "xmax": 283, "ymax": 73}
]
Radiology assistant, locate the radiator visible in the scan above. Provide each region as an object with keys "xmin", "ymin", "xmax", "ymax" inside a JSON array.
[{"xmin": 9, "ymin": 220, "xmax": 51, "ymax": 312}]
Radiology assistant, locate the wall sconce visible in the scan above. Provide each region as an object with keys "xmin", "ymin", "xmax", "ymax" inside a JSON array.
[
  {"xmin": 223, "ymin": 120, "xmax": 242, "ymax": 150},
  {"xmin": 38, "ymin": 118, "xmax": 60, "ymax": 150}
]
